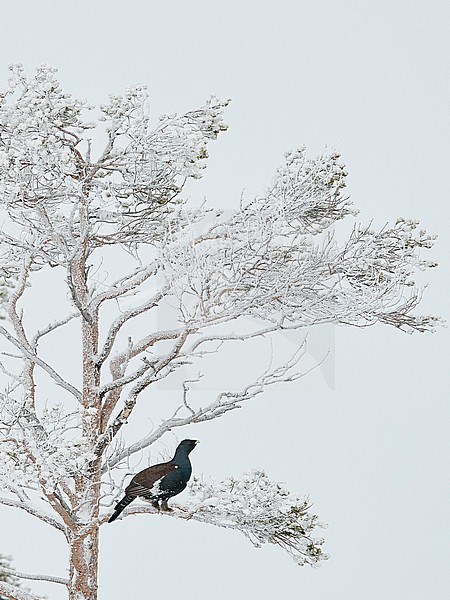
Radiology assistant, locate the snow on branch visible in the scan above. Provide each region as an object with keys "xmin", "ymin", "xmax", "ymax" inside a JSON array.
[
  {"xmin": 0, "ymin": 325, "xmax": 82, "ymax": 401},
  {"xmin": 0, "ymin": 64, "xmax": 93, "ymax": 212},
  {"xmin": 127, "ymin": 469, "xmax": 328, "ymax": 567},
  {"xmin": 335, "ymin": 219, "xmax": 441, "ymax": 332},
  {"xmin": 0, "ymin": 497, "xmax": 67, "ymax": 534},
  {"xmin": 0, "ymin": 64, "xmax": 440, "ymax": 335},
  {"xmin": 99, "ymin": 88, "xmax": 230, "ymax": 210},
  {"xmin": 0, "ymin": 581, "xmax": 42, "ymax": 600},
  {"xmin": 0, "ymin": 257, "xmax": 23, "ymax": 321},
  {"xmin": 0, "ymin": 566, "xmax": 67, "ymax": 587},
  {"xmin": 0, "ymin": 64, "xmax": 230, "ymax": 272},
  {"xmin": 160, "ymin": 148, "xmax": 439, "ymax": 332},
  {"xmin": 266, "ymin": 147, "xmax": 355, "ymax": 233},
  {"xmin": 187, "ymin": 470, "xmax": 328, "ymax": 566},
  {"xmin": 0, "ymin": 397, "xmax": 97, "ymax": 504},
  {"xmin": 31, "ymin": 312, "xmax": 79, "ymax": 348},
  {"xmin": 103, "ymin": 340, "xmax": 311, "ymax": 470}
]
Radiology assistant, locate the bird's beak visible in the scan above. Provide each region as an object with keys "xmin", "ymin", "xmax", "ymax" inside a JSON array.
[{"xmin": 195, "ymin": 440, "xmax": 200, "ymax": 445}]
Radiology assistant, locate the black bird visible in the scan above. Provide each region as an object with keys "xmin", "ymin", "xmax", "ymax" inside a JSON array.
[{"xmin": 108, "ymin": 439, "xmax": 199, "ymax": 523}]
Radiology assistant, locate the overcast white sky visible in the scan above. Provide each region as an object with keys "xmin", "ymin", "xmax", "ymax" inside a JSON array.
[{"xmin": 0, "ymin": 1, "xmax": 449, "ymax": 599}]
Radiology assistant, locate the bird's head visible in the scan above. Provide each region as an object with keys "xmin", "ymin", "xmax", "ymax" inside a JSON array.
[{"xmin": 177, "ymin": 439, "xmax": 199, "ymax": 454}]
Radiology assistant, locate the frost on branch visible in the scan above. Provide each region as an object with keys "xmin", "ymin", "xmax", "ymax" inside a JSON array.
[
  {"xmin": 0, "ymin": 555, "xmax": 21, "ymax": 599},
  {"xmin": 0, "ymin": 400, "xmax": 96, "ymax": 495},
  {"xmin": 0, "ymin": 555, "xmax": 46, "ymax": 600},
  {"xmin": 161, "ymin": 147, "xmax": 439, "ymax": 331},
  {"xmin": 268, "ymin": 147, "xmax": 355, "ymax": 233},
  {"xmin": 340, "ymin": 218, "xmax": 437, "ymax": 288},
  {"xmin": 0, "ymin": 64, "xmax": 230, "ymax": 263},
  {"xmin": 0, "ymin": 262, "xmax": 19, "ymax": 320},
  {"xmin": 336, "ymin": 219, "xmax": 440, "ymax": 331},
  {"xmin": 98, "ymin": 89, "xmax": 229, "ymax": 217},
  {"xmin": 0, "ymin": 64, "xmax": 438, "ymax": 332},
  {"xmin": 0, "ymin": 64, "xmax": 93, "ymax": 212},
  {"xmin": 186, "ymin": 469, "xmax": 328, "ymax": 567}
]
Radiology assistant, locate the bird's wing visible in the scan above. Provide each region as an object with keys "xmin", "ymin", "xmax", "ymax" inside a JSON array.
[{"xmin": 125, "ymin": 463, "xmax": 178, "ymax": 497}]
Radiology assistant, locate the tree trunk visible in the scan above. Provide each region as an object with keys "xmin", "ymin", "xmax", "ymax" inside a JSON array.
[
  {"xmin": 68, "ymin": 526, "xmax": 99, "ymax": 600},
  {"xmin": 69, "ymin": 257, "xmax": 101, "ymax": 600},
  {"xmin": 68, "ymin": 456, "xmax": 101, "ymax": 600}
]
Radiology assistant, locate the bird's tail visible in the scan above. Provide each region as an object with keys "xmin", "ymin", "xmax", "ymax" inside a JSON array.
[{"xmin": 108, "ymin": 494, "xmax": 135, "ymax": 523}]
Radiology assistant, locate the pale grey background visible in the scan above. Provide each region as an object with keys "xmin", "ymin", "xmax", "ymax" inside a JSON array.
[{"xmin": 0, "ymin": 1, "xmax": 449, "ymax": 599}]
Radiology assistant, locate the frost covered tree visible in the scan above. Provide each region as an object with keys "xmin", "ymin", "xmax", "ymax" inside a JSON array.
[{"xmin": 0, "ymin": 65, "xmax": 439, "ymax": 600}]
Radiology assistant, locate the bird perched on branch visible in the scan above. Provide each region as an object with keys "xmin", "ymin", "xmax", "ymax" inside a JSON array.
[{"xmin": 108, "ymin": 439, "xmax": 199, "ymax": 523}]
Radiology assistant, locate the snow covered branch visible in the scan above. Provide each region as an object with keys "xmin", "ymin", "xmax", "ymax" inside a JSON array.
[
  {"xmin": 31, "ymin": 312, "xmax": 79, "ymax": 348},
  {"xmin": 125, "ymin": 469, "xmax": 328, "ymax": 567},
  {"xmin": 94, "ymin": 285, "xmax": 167, "ymax": 367},
  {"xmin": 0, "ymin": 325, "xmax": 82, "ymax": 400},
  {"xmin": 0, "ymin": 581, "xmax": 42, "ymax": 600},
  {"xmin": 0, "ymin": 566, "xmax": 67, "ymax": 587},
  {"xmin": 0, "ymin": 497, "xmax": 67, "ymax": 535},
  {"xmin": 103, "ymin": 341, "xmax": 310, "ymax": 470}
]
